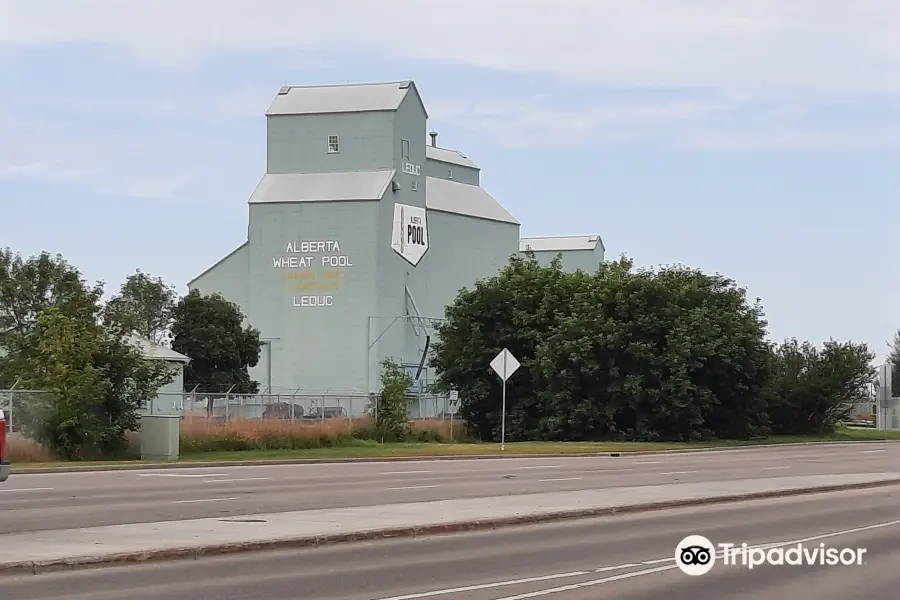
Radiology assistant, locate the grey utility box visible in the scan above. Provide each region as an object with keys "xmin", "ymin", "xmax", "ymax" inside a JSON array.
[{"xmin": 140, "ymin": 414, "xmax": 181, "ymax": 461}]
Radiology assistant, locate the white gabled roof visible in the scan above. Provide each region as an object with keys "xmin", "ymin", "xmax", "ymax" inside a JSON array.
[
  {"xmin": 520, "ymin": 235, "xmax": 604, "ymax": 252},
  {"xmin": 426, "ymin": 177, "xmax": 518, "ymax": 225},
  {"xmin": 266, "ymin": 81, "xmax": 427, "ymax": 116},
  {"xmin": 426, "ymin": 146, "xmax": 479, "ymax": 170},
  {"xmin": 248, "ymin": 170, "xmax": 395, "ymax": 204},
  {"xmin": 125, "ymin": 333, "xmax": 190, "ymax": 363}
]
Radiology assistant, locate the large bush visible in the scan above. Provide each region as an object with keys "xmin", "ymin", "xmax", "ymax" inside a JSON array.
[
  {"xmin": 430, "ymin": 254, "xmax": 589, "ymax": 441},
  {"xmin": 0, "ymin": 250, "xmax": 176, "ymax": 459},
  {"xmin": 766, "ymin": 338, "xmax": 874, "ymax": 435},
  {"xmin": 9, "ymin": 309, "xmax": 175, "ymax": 459},
  {"xmin": 431, "ymin": 255, "xmax": 873, "ymax": 442}
]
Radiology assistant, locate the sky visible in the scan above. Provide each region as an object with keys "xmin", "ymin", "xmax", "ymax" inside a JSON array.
[{"xmin": 1, "ymin": 1, "xmax": 898, "ymax": 362}]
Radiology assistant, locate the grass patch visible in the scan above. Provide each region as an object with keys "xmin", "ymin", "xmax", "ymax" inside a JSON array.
[{"xmin": 9, "ymin": 421, "xmax": 899, "ymax": 470}]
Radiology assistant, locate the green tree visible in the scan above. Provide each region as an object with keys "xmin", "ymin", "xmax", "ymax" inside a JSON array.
[
  {"xmin": 531, "ymin": 262, "xmax": 770, "ymax": 442},
  {"xmin": 373, "ymin": 359, "xmax": 413, "ymax": 441},
  {"xmin": 104, "ymin": 270, "xmax": 178, "ymax": 345},
  {"xmin": 766, "ymin": 338, "xmax": 875, "ymax": 435},
  {"xmin": 170, "ymin": 290, "xmax": 261, "ymax": 394},
  {"xmin": 10, "ymin": 308, "xmax": 175, "ymax": 459},
  {"xmin": 0, "ymin": 249, "xmax": 103, "ymax": 385},
  {"xmin": 429, "ymin": 253, "xmax": 592, "ymax": 441},
  {"xmin": 0, "ymin": 249, "xmax": 101, "ymax": 332},
  {"xmin": 431, "ymin": 255, "xmax": 772, "ymax": 443}
]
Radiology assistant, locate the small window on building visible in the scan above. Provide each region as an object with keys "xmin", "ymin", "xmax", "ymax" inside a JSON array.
[
  {"xmin": 327, "ymin": 135, "xmax": 340, "ymax": 154},
  {"xmin": 447, "ymin": 168, "xmax": 453, "ymax": 179},
  {"xmin": 401, "ymin": 139, "xmax": 410, "ymax": 159},
  {"xmin": 411, "ymin": 180, "xmax": 418, "ymax": 191}
]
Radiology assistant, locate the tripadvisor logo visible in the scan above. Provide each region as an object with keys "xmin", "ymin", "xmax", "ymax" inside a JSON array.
[
  {"xmin": 675, "ymin": 535, "xmax": 867, "ymax": 575},
  {"xmin": 676, "ymin": 535, "xmax": 716, "ymax": 575}
]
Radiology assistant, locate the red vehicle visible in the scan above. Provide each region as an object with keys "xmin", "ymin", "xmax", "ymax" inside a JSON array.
[{"xmin": 0, "ymin": 409, "xmax": 9, "ymax": 482}]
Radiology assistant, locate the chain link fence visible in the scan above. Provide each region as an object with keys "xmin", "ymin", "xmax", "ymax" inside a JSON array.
[
  {"xmin": 1, "ymin": 388, "xmax": 457, "ymax": 427},
  {"xmin": 157, "ymin": 390, "xmax": 456, "ymax": 423},
  {"xmin": 0, "ymin": 389, "xmax": 54, "ymax": 435}
]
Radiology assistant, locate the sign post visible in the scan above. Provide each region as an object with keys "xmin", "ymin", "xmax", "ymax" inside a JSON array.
[
  {"xmin": 489, "ymin": 348, "xmax": 521, "ymax": 451},
  {"xmin": 876, "ymin": 364, "xmax": 892, "ymax": 430},
  {"xmin": 448, "ymin": 390, "xmax": 459, "ymax": 442}
]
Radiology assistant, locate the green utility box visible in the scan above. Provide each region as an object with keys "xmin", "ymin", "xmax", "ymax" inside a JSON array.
[{"xmin": 140, "ymin": 414, "xmax": 181, "ymax": 461}]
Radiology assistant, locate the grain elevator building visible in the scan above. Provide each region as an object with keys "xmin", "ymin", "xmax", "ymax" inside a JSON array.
[{"xmin": 189, "ymin": 80, "xmax": 603, "ymax": 399}]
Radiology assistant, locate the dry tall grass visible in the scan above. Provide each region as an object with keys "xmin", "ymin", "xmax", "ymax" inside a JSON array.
[
  {"xmin": 8, "ymin": 431, "xmax": 143, "ymax": 462},
  {"xmin": 8, "ymin": 436, "xmax": 53, "ymax": 462},
  {"xmin": 179, "ymin": 417, "xmax": 466, "ymax": 452},
  {"xmin": 180, "ymin": 416, "xmax": 372, "ymax": 439},
  {"xmin": 7, "ymin": 417, "xmax": 468, "ymax": 462}
]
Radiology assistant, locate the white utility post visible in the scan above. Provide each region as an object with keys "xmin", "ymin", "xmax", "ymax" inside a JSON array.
[
  {"xmin": 489, "ymin": 348, "xmax": 521, "ymax": 451},
  {"xmin": 449, "ymin": 390, "xmax": 459, "ymax": 442},
  {"xmin": 876, "ymin": 364, "xmax": 892, "ymax": 430}
]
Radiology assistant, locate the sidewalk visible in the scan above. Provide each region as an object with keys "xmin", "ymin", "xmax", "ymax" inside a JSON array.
[{"xmin": 2, "ymin": 472, "xmax": 899, "ymax": 575}]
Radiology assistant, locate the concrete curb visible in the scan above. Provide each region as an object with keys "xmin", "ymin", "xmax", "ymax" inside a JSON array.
[
  {"xmin": 12, "ymin": 439, "xmax": 898, "ymax": 474},
  {"xmin": 3, "ymin": 477, "xmax": 900, "ymax": 577}
]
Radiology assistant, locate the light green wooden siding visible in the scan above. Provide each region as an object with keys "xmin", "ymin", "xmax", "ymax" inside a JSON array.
[
  {"xmin": 141, "ymin": 362, "xmax": 184, "ymax": 416},
  {"xmin": 363, "ymin": 90, "xmax": 429, "ymax": 391},
  {"xmin": 247, "ymin": 201, "xmax": 379, "ymax": 393},
  {"xmin": 425, "ymin": 159, "xmax": 479, "ymax": 185},
  {"xmin": 267, "ymin": 113, "xmax": 395, "ymax": 174},
  {"xmin": 189, "ymin": 242, "xmax": 250, "ymax": 316},
  {"xmin": 526, "ymin": 246, "xmax": 606, "ymax": 272}
]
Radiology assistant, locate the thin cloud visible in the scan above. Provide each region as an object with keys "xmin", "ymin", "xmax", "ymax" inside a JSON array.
[
  {"xmin": 0, "ymin": 108, "xmax": 194, "ymax": 198},
  {"xmin": 429, "ymin": 96, "xmax": 900, "ymax": 150},
  {"xmin": 2, "ymin": 1, "xmax": 899, "ymax": 97}
]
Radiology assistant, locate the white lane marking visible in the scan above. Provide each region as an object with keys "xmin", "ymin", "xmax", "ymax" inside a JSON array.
[
  {"xmin": 385, "ymin": 485, "xmax": 441, "ymax": 491},
  {"xmin": 204, "ymin": 477, "xmax": 271, "ymax": 483},
  {"xmin": 861, "ymin": 450, "xmax": 886, "ymax": 453},
  {"xmin": 380, "ymin": 470, "xmax": 434, "ymax": 475},
  {"xmin": 490, "ymin": 518, "xmax": 900, "ymax": 599},
  {"xmin": 493, "ymin": 565, "xmax": 678, "ymax": 599},
  {"xmin": 762, "ymin": 466, "xmax": 791, "ymax": 471},
  {"xmin": 172, "ymin": 497, "xmax": 239, "ymax": 504},
  {"xmin": 497, "ymin": 518, "xmax": 900, "ymax": 599},
  {"xmin": 138, "ymin": 473, "xmax": 229, "ymax": 478},
  {"xmin": 633, "ymin": 461, "xmax": 664, "ymax": 465},
  {"xmin": 538, "ymin": 477, "xmax": 583, "ymax": 483},
  {"xmin": 660, "ymin": 471, "xmax": 698, "ymax": 475},
  {"xmin": 593, "ymin": 563, "xmax": 639, "ymax": 572},
  {"xmin": 0, "ymin": 487, "xmax": 53, "ymax": 493},
  {"xmin": 519, "ymin": 465, "xmax": 560, "ymax": 470},
  {"xmin": 376, "ymin": 571, "xmax": 592, "ymax": 600},
  {"xmin": 583, "ymin": 468, "xmax": 635, "ymax": 474},
  {"xmin": 374, "ymin": 517, "xmax": 900, "ymax": 600}
]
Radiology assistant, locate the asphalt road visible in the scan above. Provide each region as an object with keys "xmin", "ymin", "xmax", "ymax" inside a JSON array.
[
  {"xmin": 1, "ymin": 442, "xmax": 897, "ymax": 534},
  {"xmin": 1, "ymin": 485, "xmax": 898, "ymax": 599}
]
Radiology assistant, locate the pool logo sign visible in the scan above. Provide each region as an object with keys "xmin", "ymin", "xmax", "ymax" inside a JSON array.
[
  {"xmin": 676, "ymin": 535, "xmax": 716, "ymax": 576},
  {"xmin": 391, "ymin": 203, "xmax": 428, "ymax": 267}
]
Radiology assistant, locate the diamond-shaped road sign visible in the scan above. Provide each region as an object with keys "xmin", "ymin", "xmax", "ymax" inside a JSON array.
[{"xmin": 490, "ymin": 348, "xmax": 520, "ymax": 382}]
